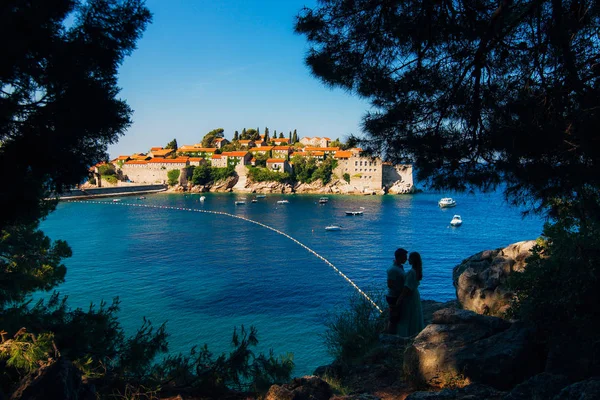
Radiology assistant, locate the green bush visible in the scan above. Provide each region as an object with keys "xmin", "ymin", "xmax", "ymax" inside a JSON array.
[
  {"xmin": 322, "ymin": 290, "xmax": 386, "ymax": 364},
  {"xmin": 343, "ymin": 173, "xmax": 350, "ymax": 183},
  {"xmin": 508, "ymin": 217, "xmax": 600, "ymax": 341},
  {"xmin": 88, "ymin": 177, "xmax": 97, "ymax": 185},
  {"xmin": 98, "ymin": 164, "xmax": 116, "ymax": 176},
  {"xmin": 211, "ymin": 166, "xmax": 235, "ymax": 182},
  {"xmin": 247, "ymin": 167, "xmax": 291, "ymax": 183},
  {"xmin": 167, "ymin": 169, "xmax": 180, "ymax": 186},
  {"xmin": 103, "ymin": 175, "xmax": 118, "ymax": 184}
]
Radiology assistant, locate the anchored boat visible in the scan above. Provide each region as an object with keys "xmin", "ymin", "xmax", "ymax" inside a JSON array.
[
  {"xmin": 345, "ymin": 210, "xmax": 363, "ymax": 216},
  {"xmin": 438, "ymin": 197, "xmax": 457, "ymax": 208},
  {"xmin": 319, "ymin": 197, "xmax": 329, "ymax": 204},
  {"xmin": 277, "ymin": 200, "xmax": 289, "ymax": 204},
  {"xmin": 325, "ymin": 225, "xmax": 342, "ymax": 231},
  {"xmin": 450, "ymin": 215, "xmax": 463, "ymax": 226}
]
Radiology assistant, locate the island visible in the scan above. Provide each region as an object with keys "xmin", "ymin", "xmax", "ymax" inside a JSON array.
[{"xmin": 88, "ymin": 133, "xmax": 415, "ymax": 195}]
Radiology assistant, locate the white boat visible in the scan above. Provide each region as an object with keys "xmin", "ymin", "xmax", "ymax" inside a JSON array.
[
  {"xmin": 345, "ymin": 210, "xmax": 363, "ymax": 216},
  {"xmin": 137, "ymin": 196, "xmax": 146, "ymax": 200},
  {"xmin": 438, "ymin": 197, "xmax": 457, "ymax": 208},
  {"xmin": 319, "ymin": 197, "xmax": 329, "ymax": 204},
  {"xmin": 199, "ymin": 196, "xmax": 206, "ymax": 202},
  {"xmin": 277, "ymin": 200, "xmax": 289, "ymax": 204},
  {"xmin": 325, "ymin": 225, "xmax": 342, "ymax": 231},
  {"xmin": 251, "ymin": 199, "xmax": 258, "ymax": 203},
  {"xmin": 234, "ymin": 200, "xmax": 246, "ymax": 205},
  {"xmin": 256, "ymin": 195, "xmax": 266, "ymax": 198},
  {"xmin": 112, "ymin": 199, "xmax": 121, "ymax": 202},
  {"xmin": 450, "ymin": 215, "xmax": 463, "ymax": 226}
]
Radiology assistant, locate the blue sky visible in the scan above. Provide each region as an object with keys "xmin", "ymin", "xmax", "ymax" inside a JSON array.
[{"xmin": 109, "ymin": 0, "xmax": 371, "ymax": 157}]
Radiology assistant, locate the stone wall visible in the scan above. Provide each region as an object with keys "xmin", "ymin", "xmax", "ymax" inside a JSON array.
[
  {"xmin": 122, "ymin": 165, "xmax": 169, "ymax": 184},
  {"xmin": 334, "ymin": 155, "xmax": 384, "ymax": 192}
]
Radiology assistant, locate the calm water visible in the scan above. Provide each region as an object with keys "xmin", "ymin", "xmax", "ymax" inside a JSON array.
[{"xmin": 40, "ymin": 191, "xmax": 544, "ymax": 376}]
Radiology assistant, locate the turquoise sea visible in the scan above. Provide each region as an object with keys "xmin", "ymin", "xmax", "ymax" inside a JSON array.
[{"xmin": 40, "ymin": 191, "xmax": 545, "ymax": 376}]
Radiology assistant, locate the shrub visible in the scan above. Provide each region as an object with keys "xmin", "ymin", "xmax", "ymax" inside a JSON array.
[
  {"xmin": 508, "ymin": 217, "xmax": 600, "ymax": 342},
  {"xmin": 247, "ymin": 167, "xmax": 291, "ymax": 183},
  {"xmin": 192, "ymin": 165, "xmax": 211, "ymax": 185},
  {"xmin": 167, "ymin": 169, "xmax": 180, "ymax": 186},
  {"xmin": 322, "ymin": 290, "xmax": 386, "ymax": 364},
  {"xmin": 98, "ymin": 164, "xmax": 116, "ymax": 176},
  {"xmin": 211, "ymin": 166, "xmax": 235, "ymax": 182},
  {"xmin": 102, "ymin": 175, "xmax": 118, "ymax": 184},
  {"xmin": 88, "ymin": 177, "xmax": 97, "ymax": 185},
  {"xmin": 343, "ymin": 173, "xmax": 350, "ymax": 183}
]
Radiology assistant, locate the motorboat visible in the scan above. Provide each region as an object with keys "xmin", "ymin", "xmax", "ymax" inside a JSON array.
[
  {"xmin": 234, "ymin": 200, "xmax": 246, "ymax": 205},
  {"xmin": 450, "ymin": 215, "xmax": 463, "ymax": 227},
  {"xmin": 112, "ymin": 199, "xmax": 121, "ymax": 202},
  {"xmin": 256, "ymin": 194, "xmax": 266, "ymax": 198},
  {"xmin": 318, "ymin": 197, "xmax": 329, "ymax": 204},
  {"xmin": 277, "ymin": 200, "xmax": 289, "ymax": 204},
  {"xmin": 325, "ymin": 225, "xmax": 342, "ymax": 231},
  {"xmin": 345, "ymin": 210, "xmax": 364, "ymax": 216},
  {"xmin": 438, "ymin": 197, "xmax": 457, "ymax": 208},
  {"xmin": 251, "ymin": 199, "xmax": 258, "ymax": 203},
  {"xmin": 137, "ymin": 196, "xmax": 146, "ymax": 200},
  {"xmin": 199, "ymin": 196, "xmax": 206, "ymax": 202}
]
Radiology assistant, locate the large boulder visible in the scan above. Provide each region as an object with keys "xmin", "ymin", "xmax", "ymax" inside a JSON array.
[
  {"xmin": 265, "ymin": 376, "xmax": 333, "ymax": 400},
  {"xmin": 10, "ymin": 358, "xmax": 95, "ymax": 400},
  {"xmin": 405, "ymin": 384, "xmax": 505, "ymax": 400},
  {"xmin": 403, "ymin": 308, "xmax": 541, "ymax": 390},
  {"xmin": 452, "ymin": 240, "xmax": 536, "ymax": 317}
]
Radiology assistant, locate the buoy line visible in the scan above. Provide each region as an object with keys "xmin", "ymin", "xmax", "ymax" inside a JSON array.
[{"xmin": 69, "ymin": 200, "xmax": 383, "ymax": 313}]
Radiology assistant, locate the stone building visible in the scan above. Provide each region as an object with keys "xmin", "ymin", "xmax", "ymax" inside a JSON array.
[
  {"xmin": 267, "ymin": 159, "xmax": 292, "ymax": 173},
  {"xmin": 333, "ymin": 152, "xmax": 413, "ymax": 193},
  {"xmin": 300, "ymin": 137, "xmax": 330, "ymax": 147},
  {"xmin": 214, "ymin": 138, "xmax": 229, "ymax": 149},
  {"xmin": 211, "ymin": 154, "xmax": 227, "ymax": 168}
]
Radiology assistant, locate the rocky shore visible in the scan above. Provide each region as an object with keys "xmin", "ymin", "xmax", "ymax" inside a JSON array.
[
  {"xmin": 168, "ymin": 175, "xmax": 416, "ymax": 195},
  {"xmin": 262, "ymin": 240, "xmax": 600, "ymax": 400}
]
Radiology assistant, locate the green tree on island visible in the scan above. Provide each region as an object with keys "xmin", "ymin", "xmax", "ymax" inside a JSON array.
[
  {"xmin": 296, "ymin": 0, "xmax": 600, "ymax": 379},
  {"xmin": 165, "ymin": 138, "xmax": 178, "ymax": 150},
  {"xmin": 167, "ymin": 169, "xmax": 180, "ymax": 186},
  {"xmin": 233, "ymin": 130, "xmax": 239, "ymax": 141},
  {"xmin": 201, "ymin": 128, "xmax": 225, "ymax": 148},
  {"xmin": 264, "ymin": 127, "xmax": 270, "ymax": 142},
  {"xmin": 292, "ymin": 129, "xmax": 298, "ymax": 143}
]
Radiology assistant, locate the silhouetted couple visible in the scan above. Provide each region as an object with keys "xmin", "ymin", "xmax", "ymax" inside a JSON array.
[{"xmin": 385, "ymin": 248, "xmax": 425, "ymax": 336}]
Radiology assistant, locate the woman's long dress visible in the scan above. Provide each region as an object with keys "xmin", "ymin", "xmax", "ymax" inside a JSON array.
[{"xmin": 396, "ymin": 268, "xmax": 425, "ymax": 337}]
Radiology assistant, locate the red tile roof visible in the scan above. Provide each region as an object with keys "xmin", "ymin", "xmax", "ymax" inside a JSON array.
[
  {"xmin": 334, "ymin": 151, "xmax": 353, "ymax": 158},
  {"xmin": 267, "ymin": 158, "xmax": 286, "ymax": 163},
  {"xmin": 150, "ymin": 147, "xmax": 163, "ymax": 151},
  {"xmin": 124, "ymin": 160, "xmax": 148, "ymax": 165},
  {"xmin": 272, "ymin": 146, "xmax": 292, "ymax": 151},
  {"xmin": 151, "ymin": 148, "xmax": 174, "ymax": 156},
  {"xmin": 222, "ymin": 151, "xmax": 249, "ymax": 157},
  {"xmin": 212, "ymin": 154, "xmax": 222, "ymax": 159},
  {"xmin": 250, "ymin": 146, "xmax": 273, "ymax": 152},
  {"xmin": 178, "ymin": 146, "xmax": 216, "ymax": 152},
  {"xmin": 147, "ymin": 157, "xmax": 189, "ymax": 164}
]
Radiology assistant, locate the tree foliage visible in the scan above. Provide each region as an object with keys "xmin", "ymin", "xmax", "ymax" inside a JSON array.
[
  {"xmin": 167, "ymin": 169, "xmax": 180, "ymax": 186},
  {"xmin": 165, "ymin": 138, "xmax": 178, "ymax": 150},
  {"xmin": 0, "ymin": 0, "xmax": 152, "ymax": 228},
  {"xmin": 247, "ymin": 167, "xmax": 292, "ymax": 184},
  {"xmin": 201, "ymin": 128, "xmax": 225, "ymax": 148},
  {"xmin": 296, "ymin": 0, "xmax": 600, "ymax": 216},
  {"xmin": 0, "ymin": 223, "xmax": 70, "ymax": 308}
]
